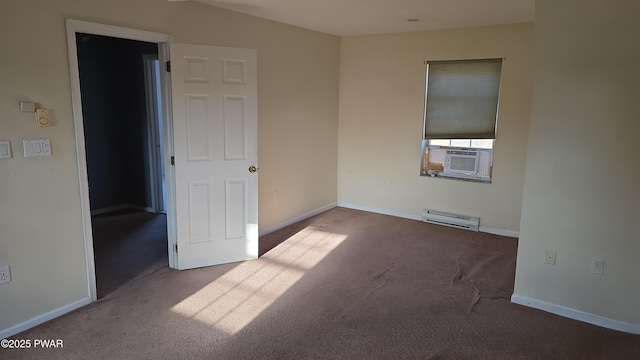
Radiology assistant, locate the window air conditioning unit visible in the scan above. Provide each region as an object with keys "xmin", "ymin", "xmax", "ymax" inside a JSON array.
[
  {"xmin": 444, "ymin": 150, "xmax": 479, "ymax": 176},
  {"xmin": 422, "ymin": 209, "xmax": 480, "ymax": 232}
]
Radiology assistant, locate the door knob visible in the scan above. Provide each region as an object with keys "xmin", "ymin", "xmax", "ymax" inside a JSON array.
[{"xmin": 248, "ymin": 165, "xmax": 258, "ymax": 173}]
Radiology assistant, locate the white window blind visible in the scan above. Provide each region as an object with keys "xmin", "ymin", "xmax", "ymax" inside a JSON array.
[{"xmin": 424, "ymin": 59, "xmax": 502, "ymax": 139}]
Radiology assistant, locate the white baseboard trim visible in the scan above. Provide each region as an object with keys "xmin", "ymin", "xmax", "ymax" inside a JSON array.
[
  {"xmin": 511, "ymin": 294, "xmax": 640, "ymax": 334},
  {"xmin": 259, "ymin": 203, "xmax": 337, "ymax": 237},
  {"xmin": 90, "ymin": 204, "xmax": 129, "ymax": 216},
  {"xmin": 0, "ymin": 297, "xmax": 92, "ymax": 339},
  {"xmin": 91, "ymin": 204, "xmax": 155, "ymax": 216},
  {"xmin": 129, "ymin": 204, "xmax": 156, "ymax": 214},
  {"xmin": 479, "ymin": 226, "xmax": 519, "ymax": 238},
  {"xmin": 337, "ymin": 202, "xmax": 422, "ymax": 221}
]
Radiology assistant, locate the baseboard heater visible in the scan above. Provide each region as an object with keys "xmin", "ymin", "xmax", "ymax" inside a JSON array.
[{"xmin": 422, "ymin": 209, "xmax": 480, "ymax": 232}]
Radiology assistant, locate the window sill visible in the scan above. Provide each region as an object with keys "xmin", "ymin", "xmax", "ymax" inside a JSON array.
[{"xmin": 421, "ymin": 170, "xmax": 491, "ymax": 184}]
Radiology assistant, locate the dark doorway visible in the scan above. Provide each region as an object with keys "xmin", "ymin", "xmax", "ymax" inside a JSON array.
[{"xmin": 76, "ymin": 33, "xmax": 168, "ymax": 298}]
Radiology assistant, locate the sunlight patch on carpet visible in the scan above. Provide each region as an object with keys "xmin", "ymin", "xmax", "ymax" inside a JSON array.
[{"xmin": 170, "ymin": 226, "xmax": 347, "ymax": 334}]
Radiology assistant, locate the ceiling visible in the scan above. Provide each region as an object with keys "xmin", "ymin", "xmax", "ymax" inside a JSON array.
[{"xmin": 192, "ymin": 0, "xmax": 535, "ymax": 36}]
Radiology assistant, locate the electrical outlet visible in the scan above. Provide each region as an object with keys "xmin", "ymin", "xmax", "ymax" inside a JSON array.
[
  {"xmin": 544, "ymin": 250, "xmax": 556, "ymax": 265},
  {"xmin": 385, "ymin": 180, "xmax": 392, "ymax": 189},
  {"xmin": 591, "ymin": 258, "xmax": 604, "ymax": 275},
  {"xmin": 0, "ymin": 265, "xmax": 11, "ymax": 285}
]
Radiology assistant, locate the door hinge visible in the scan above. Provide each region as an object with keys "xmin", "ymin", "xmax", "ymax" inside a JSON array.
[
  {"xmin": 165, "ymin": 61, "xmax": 171, "ymax": 72},
  {"xmin": 170, "ymin": 156, "xmax": 175, "ymax": 166},
  {"xmin": 174, "ymin": 243, "xmax": 178, "ymax": 253}
]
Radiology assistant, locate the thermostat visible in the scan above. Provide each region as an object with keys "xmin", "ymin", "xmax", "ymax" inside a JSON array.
[{"xmin": 35, "ymin": 109, "xmax": 52, "ymax": 127}]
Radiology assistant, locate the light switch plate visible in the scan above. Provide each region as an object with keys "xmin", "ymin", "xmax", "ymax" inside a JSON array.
[
  {"xmin": 0, "ymin": 265, "xmax": 10, "ymax": 285},
  {"xmin": 36, "ymin": 108, "xmax": 52, "ymax": 127},
  {"xmin": 0, "ymin": 140, "xmax": 11, "ymax": 159},
  {"xmin": 23, "ymin": 139, "xmax": 51, "ymax": 157}
]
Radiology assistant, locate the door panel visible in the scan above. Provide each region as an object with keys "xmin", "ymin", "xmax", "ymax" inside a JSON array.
[
  {"xmin": 223, "ymin": 96, "xmax": 247, "ymax": 160},
  {"xmin": 225, "ymin": 179, "xmax": 247, "ymax": 239},
  {"xmin": 170, "ymin": 43, "xmax": 258, "ymax": 270},
  {"xmin": 185, "ymin": 95, "xmax": 211, "ymax": 161}
]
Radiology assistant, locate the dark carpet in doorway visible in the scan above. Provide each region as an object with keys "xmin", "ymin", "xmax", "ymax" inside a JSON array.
[{"xmin": 92, "ymin": 211, "xmax": 168, "ymax": 298}]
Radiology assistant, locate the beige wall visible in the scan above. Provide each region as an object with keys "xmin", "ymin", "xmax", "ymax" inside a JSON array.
[
  {"xmin": 0, "ymin": 0, "xmax": 339, "ymax": 331},
  {"xmin": 515, "ymin": 0, "xmax": 640, "ymax": 324},
  {"xmin": 338, "ymin": 23, "xmax": 534, "ymax": 232}
]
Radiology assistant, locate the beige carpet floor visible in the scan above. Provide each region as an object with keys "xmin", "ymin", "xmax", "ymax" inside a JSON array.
[{"xmin": 3, "ymin": 207, "xmax": 639, "ymax": 359}]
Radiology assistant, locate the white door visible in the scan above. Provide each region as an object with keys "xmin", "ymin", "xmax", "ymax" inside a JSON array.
[{"xmin": 170, "ymin": 43, "xmax": 258, "ymax": 270}]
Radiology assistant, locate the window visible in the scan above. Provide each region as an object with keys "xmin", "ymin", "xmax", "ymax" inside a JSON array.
[{"xmin": 420, "ymin": 59, "xmax": 502, "ymax": 183}]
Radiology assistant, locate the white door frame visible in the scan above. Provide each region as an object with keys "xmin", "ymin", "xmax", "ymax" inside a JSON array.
[
  {"xmin": 65, "ymin": 19, "xmax": 177, "ymax": 301},
  {"xmin": 143, "ymin": 54, "xmax": 165, "ymax": 214}
]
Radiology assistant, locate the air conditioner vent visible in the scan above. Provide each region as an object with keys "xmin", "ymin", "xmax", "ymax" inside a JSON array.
[
  {"xmin": 450, "ymin": 155, "xmax": 477, "ymax": 172},
  {"xmin": 444, "ymin": 150, "xmax": 479, "ymax": 175}
]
